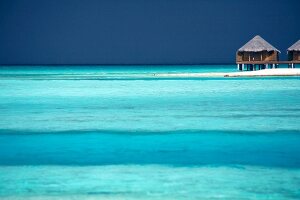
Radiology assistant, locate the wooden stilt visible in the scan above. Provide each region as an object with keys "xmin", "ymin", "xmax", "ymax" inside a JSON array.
[{"xmin": 236, "ymin": 62, "xmax": 298, "ymax": 70}]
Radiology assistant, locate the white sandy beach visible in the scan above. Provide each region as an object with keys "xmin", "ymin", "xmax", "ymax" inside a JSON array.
[{"xmin": 155, "ymin": 68, "xmax": 300, "ymax": 78}]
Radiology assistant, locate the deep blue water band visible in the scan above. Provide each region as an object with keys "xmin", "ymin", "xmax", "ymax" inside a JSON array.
[{"xmin": 1, "ymin": 130, "xmax": 299, "ymax": 168}]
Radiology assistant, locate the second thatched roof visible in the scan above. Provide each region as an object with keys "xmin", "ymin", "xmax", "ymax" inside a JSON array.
[
  {"xmin": 287, "ymin": 40, "xmax": 300, "ymax": 51},
  {"xmin": 238, "ymin": 35, "xmax": 280, "ymax": 53}
]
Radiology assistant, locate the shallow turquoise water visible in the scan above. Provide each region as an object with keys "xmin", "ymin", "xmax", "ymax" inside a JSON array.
[{"xmin": 0, "ymin": 65, "xmax": 300, "ymax": 199}]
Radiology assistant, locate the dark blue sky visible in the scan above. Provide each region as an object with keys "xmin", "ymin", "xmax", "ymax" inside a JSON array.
[{"xmin": 0, "ymin": 0, "xmax": 299, "ymax": 65}]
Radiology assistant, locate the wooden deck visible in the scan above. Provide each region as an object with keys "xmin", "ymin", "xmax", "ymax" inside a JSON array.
[{"xmin": 236, "ymin": 61, "xmax": 300, "ymax": 64}]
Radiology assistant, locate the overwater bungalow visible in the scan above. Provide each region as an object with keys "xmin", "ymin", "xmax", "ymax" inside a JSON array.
[
  {"xmin": 236, "ymin": 35, "xmax": 280, "ymax": 71},
  {"xmin": 287, "ymin": 40, "xmax": 300, "ymax": 68}
]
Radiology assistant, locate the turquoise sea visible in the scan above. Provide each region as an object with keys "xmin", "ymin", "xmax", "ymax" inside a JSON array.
[{"xmin": 0, "ymin": 65, "xmax": 300, "ymax": 200}]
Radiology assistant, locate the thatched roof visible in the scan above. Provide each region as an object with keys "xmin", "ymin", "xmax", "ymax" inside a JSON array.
[
  {"xmin": 238, "ymin": 35, "xmax": 280, "ymax": 53},
  {"xmin": 287, "ymin": 40, "xmax": 300, "ymax": 51}
]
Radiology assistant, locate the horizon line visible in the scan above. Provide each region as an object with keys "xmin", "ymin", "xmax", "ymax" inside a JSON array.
[{"xmin": 0, "ymin": 63, "xmax": 235, "ymax": 66}]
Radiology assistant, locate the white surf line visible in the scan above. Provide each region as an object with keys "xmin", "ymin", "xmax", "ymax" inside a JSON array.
[{"xmin": 154, "ymin": 69, "xmax": 300, "ymax": 78}]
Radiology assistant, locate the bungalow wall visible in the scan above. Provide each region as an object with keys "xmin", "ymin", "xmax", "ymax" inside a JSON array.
[
  {"xmin": 288, "ymin": 51, "xmax": 300, "ymax": 61},
  {"xmin": 236, "ymin": 51, "xmax": 278, "ymax": 62}
]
